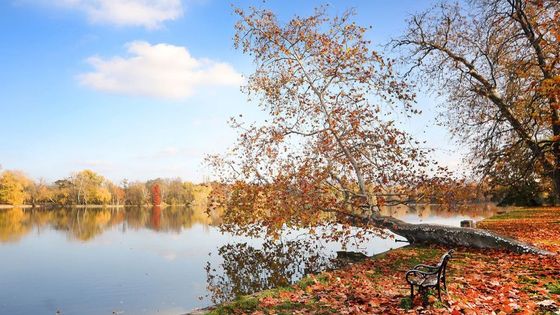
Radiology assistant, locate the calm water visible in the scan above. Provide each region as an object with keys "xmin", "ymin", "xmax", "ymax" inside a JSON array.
[{"xmin": 0, "ymin": 204, "xmax": 499, "ymax": 315}]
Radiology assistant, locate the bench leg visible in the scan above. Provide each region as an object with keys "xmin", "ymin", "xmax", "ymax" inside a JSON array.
[
  {"xmin": 420, "ymin": 287, "xmax": 428, "ymax": 306},
  {"xmin": 410, "ymin": 285, "xmax": 414, "ymax": 300},
  {"xmin": 437, "ymin": 285, "xmax": 442, "ymax": 301}
]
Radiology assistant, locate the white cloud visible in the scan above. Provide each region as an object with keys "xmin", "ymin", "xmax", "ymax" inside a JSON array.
[
  {"xmin": 52, "ymin": 0, "xmax": 183, "ymax": 29},
  {"xmin": 78, "ymin": 41, "xmax": 243, "ymax": 100}
]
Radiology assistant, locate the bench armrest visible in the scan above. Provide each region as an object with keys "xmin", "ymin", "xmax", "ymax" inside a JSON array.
[
  {"xmin": 405, "ymin": 269, "xmax": 436, "ymax": 285},
  {"xmin": 413, "ymin": 264, "xmax": 438, "ymax": 271}
]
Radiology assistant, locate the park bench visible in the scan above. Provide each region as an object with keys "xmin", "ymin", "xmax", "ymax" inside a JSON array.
[{"xmin": 405, "ymin": 249, "xmax": 454, "ymax": 301}]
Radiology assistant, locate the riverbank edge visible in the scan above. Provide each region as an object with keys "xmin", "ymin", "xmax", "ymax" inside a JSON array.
[
  {"xmin": 183, "ymin": 248, "xmax": 399, "ymax": 315},
  {"xmin": 184, "ymin": 207, "xmax": 559, "ymax": 315}
]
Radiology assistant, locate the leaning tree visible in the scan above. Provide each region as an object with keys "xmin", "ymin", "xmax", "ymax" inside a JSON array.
[
  {"xmin": 208, "ymin": 6, "xmax": 550, "ymax": 254},
  {"xmin": 394, "ymin": 0, "xmax": 560, "ymax": 203}
]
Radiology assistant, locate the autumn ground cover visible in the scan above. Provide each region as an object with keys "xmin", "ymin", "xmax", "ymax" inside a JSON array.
[{"xmin": 205, "ymin": 208, "xmax": 560, "ymax": 314}]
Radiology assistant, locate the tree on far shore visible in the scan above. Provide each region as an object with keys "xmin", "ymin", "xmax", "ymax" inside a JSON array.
[
  {"xmin": 151, "ymin": 183, "xmax": 162, "ymax": 206},
  {"xmin": 0, "ymin": 171, "xmax": 30, "ymax": 205},
  {"xmin": 0, "ymin": 169, "xmax": 200, "ymax": 207}
]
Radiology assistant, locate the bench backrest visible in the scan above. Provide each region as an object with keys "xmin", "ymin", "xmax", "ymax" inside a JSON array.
[{"xmin": 435, "ymin": 249, "xmax": 454, "ymax": 277}]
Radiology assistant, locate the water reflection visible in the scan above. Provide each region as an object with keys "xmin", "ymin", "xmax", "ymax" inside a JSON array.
[
  {"xmin": 0, "ymin": 205, "xmax": 222, "ymax": 243},
  {"xmin": 380, "ymin": 203, "xmax": 499, "ymax": 220},
  {"xmin": 0, "ymin": 207, "xmax": 31, "ymax": 242},
  {"xmin": 0, "ymin": 203, "xmax": 498, "ymax": 244},
  {"xmin": 0, "ymin": 203, "xmax": 500, "ymax": 314},
  {"xmin": 206, "ymin": 240, "xmax": 337, "ymax": 304}
]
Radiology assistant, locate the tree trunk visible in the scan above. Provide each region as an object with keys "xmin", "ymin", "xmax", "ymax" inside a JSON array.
[
  {"xmin": 550, "ymin": 110, "xmax": 560, "ymax": 205},
  {"xmin": 553, "ymin": 169, "xmax": 560, "ymax": 206},
  {"xmin": 367, "ymin": 215, "xmax": 553, "ymax": 256}
]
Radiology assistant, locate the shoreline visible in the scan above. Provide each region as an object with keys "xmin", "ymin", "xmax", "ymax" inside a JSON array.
[
  {"xmin": 0, "ymin": 204, "xmax": 191, "ymax": 209},
  {"xmin": 183, "ymin": 247, "xmax": 399, "ymax": 315}
]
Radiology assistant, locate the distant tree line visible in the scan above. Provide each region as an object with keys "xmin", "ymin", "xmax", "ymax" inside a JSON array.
[{"xmin": 0, "ymin": 169, "xmax": 207, "ymax": 207}]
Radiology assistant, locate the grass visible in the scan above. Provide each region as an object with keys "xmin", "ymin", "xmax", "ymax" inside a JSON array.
[
  {"xmin": 546, "ymin": 281, "xmax": 560, "ymax": 295},
  {"xmin": 399, "ymin": 297, "xmax": 413, "ymax": 310},
  {"xmin": 208, "ymin": 274, "xmax": 332, "ymax": 314},
  {"xmin": 208, "ymin": 296, "xmax": 259, "ymax": 315},
  {"xmin": 433, "ymin": 300, "xmax": 446, "ymax": 308},
  {"xmin": 484, "ymin": 209, "xmax": 539, "ymax": 220},
  {"xmin": 297, "ymin": 274, "xmax": 329, "ymax": 290},
  {"xmin": 519, "ymin": 275, "xmax": 539, "ymax": 285},
  {"xmin": 208, "ymin": 291, "xmax": 337, "ymax": 315}
]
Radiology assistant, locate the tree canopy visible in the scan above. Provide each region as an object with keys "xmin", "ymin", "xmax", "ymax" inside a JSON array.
[
  {"xmin": 208, "ymin": 6, "xmax": 454, "ymax": 241},
  {"xmin": 395, "ymin": 0, "xmax": 560, "ymax": 203},
  {"xmin": 0, "ymin": 171, "xmax": 30, "ymax": 206}
]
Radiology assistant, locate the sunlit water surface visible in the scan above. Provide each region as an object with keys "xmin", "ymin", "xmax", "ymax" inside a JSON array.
[{"xmin": 0, "ymin": 204, "xmax": 500, "ymax": 315}]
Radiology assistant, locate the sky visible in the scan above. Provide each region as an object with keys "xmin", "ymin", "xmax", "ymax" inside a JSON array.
[{"xmin": 0, "ymin": 0, "xmax": 463, "ymax": 183}]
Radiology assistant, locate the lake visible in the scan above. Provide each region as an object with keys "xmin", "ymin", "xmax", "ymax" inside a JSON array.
[{"xmin": 0, "ymin": 204, "xmax": 500, "ymax": 315}]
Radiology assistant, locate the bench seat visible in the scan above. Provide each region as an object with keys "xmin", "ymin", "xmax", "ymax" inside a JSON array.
[{"xmin": 405, "ymin": 249, "xmax": 454, "ymax": 301}]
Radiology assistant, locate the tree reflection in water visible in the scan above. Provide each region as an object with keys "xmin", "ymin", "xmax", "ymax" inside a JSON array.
[
  {"xmin": 0, "ymin": 205, "xmax": 222, "ymax": 242},
  {"xmin": 0, "ymin": 203, "xmax": 502, "ymax": 304},
  {"xmin": 0, "ymin": 204, "xmax": 498, "ymax": 243},
  {"xmin": 205, "ymin": 239, "xmax": 338, "ymax": 304}
]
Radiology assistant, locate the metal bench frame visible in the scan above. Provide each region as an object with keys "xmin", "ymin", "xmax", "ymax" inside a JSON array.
[{"xmin": 405, "ymin": 249, "xmax": 454, "ymax": 301}]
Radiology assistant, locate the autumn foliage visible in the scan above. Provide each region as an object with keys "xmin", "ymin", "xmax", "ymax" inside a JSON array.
[
  {"xmin": 207, "ymin": 6, "xmax": 456, "ymax": 243},
  {"xmin": 0, "ymin": 171, "xmax": 30, "ymax": 205},
  {"xmin": 151, "ymin": 183, "xmax": 162, "ymax": 206},
  {"xmin": 396, "ymin": 0, "xmax": 560, "ymax": 202}
]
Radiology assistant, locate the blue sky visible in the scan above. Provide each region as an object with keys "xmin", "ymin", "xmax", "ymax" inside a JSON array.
[{"xmin": 0, "ymin": 0, "xmax": 461, "ymax": 183}]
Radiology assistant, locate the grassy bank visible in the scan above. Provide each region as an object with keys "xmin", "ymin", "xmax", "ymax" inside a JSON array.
[{"xmin": 197, "ymin": 208, "xmax": 560, "ymax": 314}]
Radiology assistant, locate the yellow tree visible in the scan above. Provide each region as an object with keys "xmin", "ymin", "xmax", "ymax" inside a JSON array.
[
  {"xmin": 70, "ymin": 170, "xmax": 111, "ymax": 205},
  {"xmin": 53, "ymin": 179, "xmax": 73, "ymax": 205},
  {"xmin": 124, "ymin": 181, "xmax": 149, "ymax": 206},
  {"xmin": 0, "ymin": 171, "xmax": 31, "ymax": 205},
  {"xmin": 106, "ymin": 182, "xmax": 125, "ymax": 206},
  {"xmin": 26, "ymin": 178, "xmax": 54, "ymax": 206}
]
